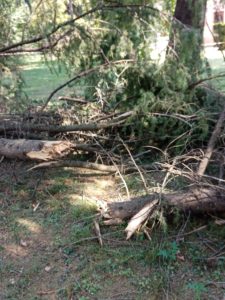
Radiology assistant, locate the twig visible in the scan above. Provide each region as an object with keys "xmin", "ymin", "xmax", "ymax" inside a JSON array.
[
  {"xmin": 95, "ymin": 138, "xmax": 131, "ymax": 200},
  {"xmin": 58, "ymin": 96, "xmax": 90, "ymax": 104},
  {"xmin": 171, "ymin": 225, "xmax": 207, "ymax": 239},
  {"xmin": 28, "ymin": 160, "xmax": 117, "ymax": 172},
  {"xmin": 0, "ymin": 29, "xmax": 73, "ymax": 55},
  {"xmin": 37, "ymin": 290, "xmax": 56, "ymax": 296},
  {"xmin": 120, "ymin": 137, "xmax": 148, "ymax": 193},
  {"xmin": 68, "ymin": 229, "xmax": 124, "ymax": 246},
  {"xmin": 188, "ymin": 72, "xmax": 225, "ymax": 89}
]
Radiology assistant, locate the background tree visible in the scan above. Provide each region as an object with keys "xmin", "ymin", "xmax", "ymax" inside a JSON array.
[{"xmin": 168, "ymin": 0, "xmax": 207, "ymax": 76}]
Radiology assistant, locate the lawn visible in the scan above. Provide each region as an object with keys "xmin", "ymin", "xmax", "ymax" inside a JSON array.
[
  {"xmin": 204, "ymin": 46, "xmax": 225, "ymax": 91},
  {"xmin": 20, "ymin": 54, "xmax": 70, "ymax": 103}
]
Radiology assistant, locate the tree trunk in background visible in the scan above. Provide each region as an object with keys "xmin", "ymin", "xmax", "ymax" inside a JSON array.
[
  {"xmin": 168, "ymin": 0, "xmax": 207, "ymax": 75},
  {"xmin": 174, "ymin": 0, "xmax": 207, "ymax": 29}
]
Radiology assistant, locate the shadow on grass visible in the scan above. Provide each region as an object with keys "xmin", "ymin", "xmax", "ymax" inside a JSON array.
[{"xmin": 1, "ymin": 161, "xmax": 225, "ymax": 300}]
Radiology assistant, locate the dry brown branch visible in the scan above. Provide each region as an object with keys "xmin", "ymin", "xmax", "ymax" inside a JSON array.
[
  {"xmin": 58, "ymin": 96, "xmax": 90, "ymax": 104},
  {"xmin": 28, "ymin": 159, "xmax": 159, "ymax": 175},
  {"xmin": 28, "ymin": 160, "xmax": 117, "ymax": 172},
  {"xmin": 93, "ymin": 138, "xmax": 131, "ymax": 199},
  {"xmin": 120, "ymin": 137, "xmax": 148, "ymax": 192},
  {"xmin": 197, "ymin": 96, "xmax": 225, "ymax": 176}
]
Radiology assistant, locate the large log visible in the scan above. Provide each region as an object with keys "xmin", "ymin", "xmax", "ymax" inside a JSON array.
[
  {"xmin": 0, "ymin": 138, "xmax": 74, "ymax": 161},
  {"xmin": 102, "ymin": 187, "xmax": 225, "ymax": 221}
]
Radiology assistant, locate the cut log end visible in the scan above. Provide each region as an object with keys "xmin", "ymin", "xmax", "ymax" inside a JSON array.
[{"xmin": 0, "ymin": 138, "xmax": 74, "ymax": 161}]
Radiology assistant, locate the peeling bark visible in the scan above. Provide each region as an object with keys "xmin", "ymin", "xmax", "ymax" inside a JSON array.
[{"xmin": 0, "ymin": 139, "xmax": 74, "ymax": 161}]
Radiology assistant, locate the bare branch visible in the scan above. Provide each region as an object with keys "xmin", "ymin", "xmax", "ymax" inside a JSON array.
[
  {"xmin": 42, "ymin": 59, "xmax": 134, "ymax": 110},
  {"xmin": 188, "ymin": 73, "xmax": 225, "ymax": 90},
  {"xmin": 0, "ymin": 30, "xmax": 73, "ymax": 55},
  {"xmin": 197, "ymin": 95, "xmax": 225, "ymax": 176},
  {"xmin": 0, "ymin": 5, "xmax": 102, "ymax": 53},
  {"xmin": 58, "ymin": 96, "xmax": 90, "ymax": 104},
  {"xmin": 0, "ymin": 3, "xmax": 159, "ymax": 54}
]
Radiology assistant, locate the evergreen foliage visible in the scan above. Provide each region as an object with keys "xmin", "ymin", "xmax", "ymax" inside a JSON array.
[
  {"xmin": 214, "ymin": 22, "xmax": 225, "ymax": 50},
  {"xmin": 0, "ymin": 0, "xmax": 221, "ymax": 153}
]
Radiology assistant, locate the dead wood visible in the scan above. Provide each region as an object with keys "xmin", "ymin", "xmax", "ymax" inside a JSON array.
[
  {"xmin": 58, "ymin": 96, "xmax": 90, "ymax": 104},
  {"xmin": 28, "ymin": 159, "xmax": 157, "ymax": 175},
  {"xmin": 125, "ymin": 199, "xmax": 159, "ymax": 239},
  {"xmin": 102, "ymin": 187, "xmax": 225, "ymax": 223},
  {"xmin": 29, "ymin": 160, "xmax": 118, "ymax": 172},
  {"xmin": 0, "ymin": 111, "xmax": 133, "ymax": 135},
  {"xmin": 197, "ymin": 91, "xmax": 225, "ymax": 176},
  {"xmin": 0, "ymin": 138, "xmax": 74, "ymax": 161},
  {"xmin": 93, "ymin": 220, "xmax": 103, "ymax": 246}
]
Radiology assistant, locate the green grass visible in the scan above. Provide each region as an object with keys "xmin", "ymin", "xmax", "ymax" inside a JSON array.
[
  {"xmin": 19, "ymin": 54, "xmax": 70, "ymax": 102},
  {"xmin": 205, "ymin": 49, "xmax": 225, "ymax": 91},
  {"xmin": 1, "ymin": 162, "xmax": 225, "ymax": 300}
]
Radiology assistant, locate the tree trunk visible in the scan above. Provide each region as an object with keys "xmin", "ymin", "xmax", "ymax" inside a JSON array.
[
  {"xmin": 102, "ymin": 187, "xmax": 225, "ymax": 222},
  {"xmin": 168, "ymin": 0, "xmax": 207, "ymax": 75},
  {"xmin": 0, "ymin": 138, "xmax": 74, "ymax": 161},
  {"xmin": 173, "ymin": 0, "xmax": 207, "ymax": 29},
  {"xmin": 0, "ymin": 111, "xmax": 133, "ymax": 136}
]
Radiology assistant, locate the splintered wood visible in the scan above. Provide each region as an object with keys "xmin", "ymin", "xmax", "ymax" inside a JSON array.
[{"xmin": 0, "ymin": 138, "xmax": 74, "ymax": 161}]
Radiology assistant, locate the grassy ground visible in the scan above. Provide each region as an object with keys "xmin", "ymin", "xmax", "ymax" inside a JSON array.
[
  {"xmin": 1, "ymin": 50, "xmax": 225, "ymax": 299},
  {"xmin": 19, "ymin": 55, "xmax": 70, "ymax": 103},
  {"xmin": 1, "ymin": 161, "xmax": 225, "ymax": 300},
  {"xmin": 204, "ymin": 46, "xmax": 225, "ymax": 91}
]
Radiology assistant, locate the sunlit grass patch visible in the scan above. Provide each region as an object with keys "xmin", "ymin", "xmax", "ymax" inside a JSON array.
[{"xmin": 19, "ymin": 55, "xmax": 70, "ymax": 101}]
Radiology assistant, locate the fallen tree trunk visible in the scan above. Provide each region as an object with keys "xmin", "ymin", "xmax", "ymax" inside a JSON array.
[
  {"xmin": 102, "ymin": 187, "xmax": 225, "ymax": 221},
  {"xmin": 0, "ymin": 139, "xmax": 74, "ymax": 161},
  {"xmin": 0, "ymin": 111, "xmax": 133, "ymax": 135}
]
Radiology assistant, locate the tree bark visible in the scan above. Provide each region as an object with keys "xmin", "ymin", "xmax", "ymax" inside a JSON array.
[
  {"xmin": 0, "ymin": 139, "xmax": 74, "ymax": 161},
  {"xmin": 168, "ymin": 0, "xmax": 207, "ymax": 75},
  {"xmin": 173, "ymin": 0, "xmax": 207, "ymax": 29},
  {"xmin": 0, "ymin": 111, "xmax": 133, "ymax": 135},
  {"xmin": 102, "ymin": 187, "xmax": 225, "ymax": 223}
]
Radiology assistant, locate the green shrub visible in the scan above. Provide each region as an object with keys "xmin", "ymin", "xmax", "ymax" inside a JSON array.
[{"xmin": 213, "ymin": 22, "xmax": 225, "ymax": 50}]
